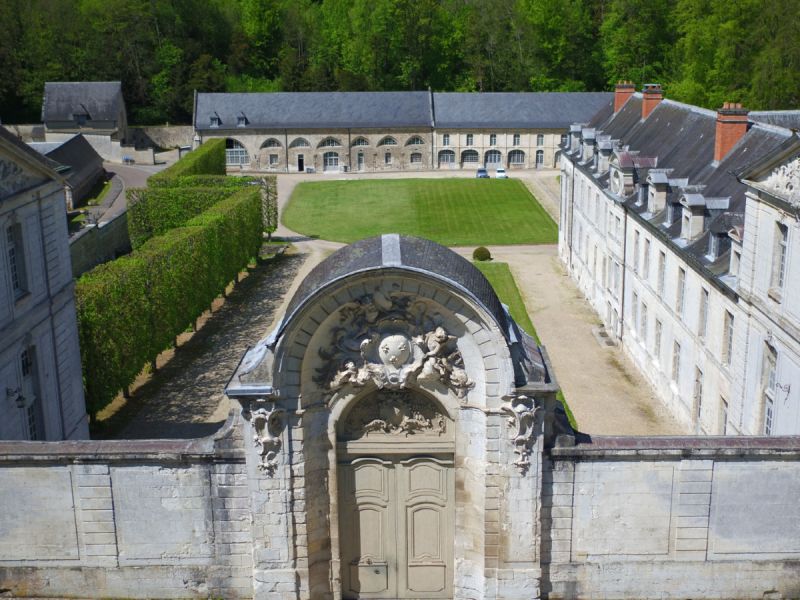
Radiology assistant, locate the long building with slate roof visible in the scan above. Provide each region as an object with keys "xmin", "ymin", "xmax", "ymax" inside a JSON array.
[
  {"xmin": 560, "ymin": 83, "xmax": 800, "ymax": 436},
  {"xmin": 192, "ymin": 90, "xmax": 612, "ymax": 173}
]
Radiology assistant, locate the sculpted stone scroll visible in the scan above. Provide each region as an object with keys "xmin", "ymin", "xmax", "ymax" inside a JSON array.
[
  {"xmin": 763, "ymin": 156, "xmax": 800, "ymax": 206},
  {"xmin": 316, "ymin": 286, "xmax": 474, "ymax": 400},
  {"xmin": 501, "ymin": 395, "xmax": 540, "ymax": 475},
  {"xmin": 247, "ymin": 404, "xmax": 286, "ymax": 475},
  {"xmin": 341, "ymin": 390, "xmax": 446, "ymax": 440}
]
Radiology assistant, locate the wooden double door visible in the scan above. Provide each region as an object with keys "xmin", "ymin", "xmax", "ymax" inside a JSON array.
[{"xmin": 339, "ymin": 456, "xmax": 454, "ymax": 599}]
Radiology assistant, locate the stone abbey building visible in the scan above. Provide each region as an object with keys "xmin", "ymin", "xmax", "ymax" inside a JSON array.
[
  {"xmin": 2, "ymin": 236, "xmax": 800, "ymax": 599},
  {"xmin": 192, "ymin": 91, "xmax": 612, "ymax": 173}
]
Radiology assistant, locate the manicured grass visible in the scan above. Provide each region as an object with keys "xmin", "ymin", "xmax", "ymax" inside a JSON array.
[
  {"xmin": 473, "ymin": 261, "xmax": 539, "ymax": 342},
  {"xmin": 475, "ymin": 260, "xmax": 578, "ymax": 429},
  {"xmin": 283, "ymin": 178, "xmax": 557, "ymax": 245}
]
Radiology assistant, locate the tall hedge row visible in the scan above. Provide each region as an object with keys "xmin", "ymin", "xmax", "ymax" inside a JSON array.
[
  {"xmin": 149, "ymin": 175, "xmax": 257, "ymax": 189},
  {"xmin": 76, "ymin": 187, "xmax": 262, "ymax": 418},
  {"xmin": 127, "ymin": 186, "xmax": 240, "ymax": 248},
  {"xmin": 148, "ymin": 138, "xmax": 226, "ymax": 186}
]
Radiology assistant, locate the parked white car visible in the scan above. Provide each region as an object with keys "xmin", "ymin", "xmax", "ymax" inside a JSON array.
[{"xmin": 495, "ymin": 167, "xmax": 508, "ymax": 179}]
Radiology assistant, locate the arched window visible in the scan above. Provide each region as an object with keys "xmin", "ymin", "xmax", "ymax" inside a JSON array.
[
  {"xmin": 378, "ymin": 136, "xmax": 398, "ymax": 146},
  {"xmin": 290, "ymin": 137, "xmax": 310, "ymax": 148},
  {"xmin": 508, "ymin": 149, "xmax": 525, "ymax": 166},
  {"xmin": 323, "ymin": 151, "xmax": 339, "ymax": 171},
  {"xmin": 410, "ymin": 152, "xmax": 423, "ymax": 164},
  {"xmin": 352, "ymin": 137, "xmax": 370, "ymax": 147},
  {"xmin": 438, "ymin": 149, "xmax": 455, "ymax": 167},
  {"xmin": 485, "ymin": 149, "xmax": 502, "ymax": 165},
  {"xmin": 261, "ymin": 138, "xmax": 281, "ymax": 148},
  {"xmin": 225, "ymin": 139, "xmax": 249, "ymax": 166},
  {"xmin": 536, "ymin": 149, "xmax": 544, "ymax": 167},
  {"xmin": 461, "ymin": 149, "xmax": 479, "ymax": 164},
  {"xmin": 319, "ymin": 137, "xmax": 342, "ymax": 148},
  {"xmin": 406, "ymin": 136, "xmax": 425, "ymax": 146}
]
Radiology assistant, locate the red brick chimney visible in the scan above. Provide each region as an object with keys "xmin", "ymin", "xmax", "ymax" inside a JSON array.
[
  {"xmin": 614, "ymin": 81, "xmax": 636, "ymax": 113},
  {"xmin": 714, "ymin": 102, "xmax": 749, "ymax": 163},
  {"xmin": 641, "ymin": 84, "xmax": 663, "ymax": 119}
]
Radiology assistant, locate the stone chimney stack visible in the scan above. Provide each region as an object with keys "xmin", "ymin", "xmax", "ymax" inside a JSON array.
[
  {"xmin": 641, "ymin": 83, "xmax": 663, "ymax": 119},
  {"xmin": 614, "ymin": 81, "xmax": 636, "ymax": 113},
  {"xmin": 714, "ymin": 102, "xmax": 749, "ymax": 163}
]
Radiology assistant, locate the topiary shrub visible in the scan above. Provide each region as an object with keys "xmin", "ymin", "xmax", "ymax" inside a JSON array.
[{"xmin": 473, "ymin": 246, "xmax": 492, "ymax": 261}]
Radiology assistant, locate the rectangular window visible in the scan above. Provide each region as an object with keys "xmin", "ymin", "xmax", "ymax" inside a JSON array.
[
  {"xmin": 655, "ymin": 319, "xmax": 663, "ymax": 359},
  {"xmin": 6, "ymin": 224, "xmax": 27, "ymax": 299},
  {"xmin": 657, "ymin": 251, "xmax": 666, "ymax": 295},
  {"xmin": 672, "ymin": 340, "xmax": 682, "ymax": 383},
  {"xmin": 643, "ymin": 239, "xmax": 651, "ymax": 280},
  {"xmin": 466, "ymin": 133, "xmax": 474, "ymax": 146},
  {"xmin": 615, "ymin": 216, "xmax": 622, "ymax": 240},
  {"xmin": 771, "ymin": 222, "xmax": 789, "ymax": 293},
  {"xmin": 537, "ymin": 134, "xmax": 545, "ymax": 146},
  {"xmin": 20, "ymin": 347, "xmax": 43, "ymax": 441},
  {"xmin": 269, "ymin": 154, "xmax": 279, "ymax": 166},
  {"xmin": 384, "ymin": 152, "xmax": 392, "ymax": 165},
  {"xmin": 721, "ymin": 397, "xmax": 729, "ymax": 435},
  {"xmin": 640, "ymin": 302, "xmax": 648, "ymax": 341},
  {"xmin": 722, "ymin": 310, "xmax": 734, "ymax": 366},
  {"xmin": 632, "ymin": 292, "xmax": 639, "ymax": 334},
  {"xmin": 489, "ymin": 133, "xmax": 497, "ymax": 146},
  {"xmin": 560, "ymin": 133, "xmax": 568, "ymax": 146},
  {"xmin": 694, "ymin": 366, "xmax": 704, "ymax": 421},
  {"xmin": 676, "ymin": 268, "xmax": 686, "ymax": 318},
  {"xmin": 699, "ymin": 288, "xmax": 709, "ymax": 338},
  {"xmin": 762, "ymin": 344, "xmax": 777, "ymax": 435},
  {"xmin": 513, "ymin": 133, "xmax": 521, "ymax": 146},
  {"xmin": 633, "ymin": 230, "xmax": 640, "ymax": 274},
  {"xmin": 443, "ymin": 133, "xmax": 450, "ymax": 146}
]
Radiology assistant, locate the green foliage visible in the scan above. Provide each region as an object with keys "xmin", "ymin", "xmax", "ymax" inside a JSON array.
[
  {"xmin": 148, "ymin": 138, "xmax": 226, "ymax": 187},
  {"xmin": 149, "ymin": 175, "xmax": 258, "ymax": 189},
  {"xmin": 284, "ymin": 178, "xmax": 557, "ymax": 246},
  {"xmin": 127, "ymin": 187, "xmax": 240, "ymax": 248},
  {"xmin": 75, "ymin": 187, "xmax": 262, "ymax": 417},
  {"xmin": 472, "ymin": 246, "xmax": 492, "ymax": 261}
]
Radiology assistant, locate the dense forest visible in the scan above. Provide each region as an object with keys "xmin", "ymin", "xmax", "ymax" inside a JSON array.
[{"xmin": 1, "ymin": 0, "xmax": 798, "ymax": 125}]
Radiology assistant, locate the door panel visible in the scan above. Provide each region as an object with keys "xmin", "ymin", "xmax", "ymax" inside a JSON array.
[{"xmin": 340, "ymin": 456, "xmax": 453, "ymax": 599}]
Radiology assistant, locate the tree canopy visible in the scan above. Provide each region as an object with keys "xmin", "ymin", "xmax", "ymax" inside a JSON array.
[{"xmin": 1, "ymin": 0, "xmax": 797, "ymax": 124}]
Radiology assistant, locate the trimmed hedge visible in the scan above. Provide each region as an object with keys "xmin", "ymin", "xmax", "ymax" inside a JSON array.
[
  {"xmin": 148, "ymin": 138, "xmax": 226, "ymax": 186},
  {"xmin": 76, "ymin": 187, "xmax": 262, "ymax": 418},
  {"xmin": 148, "ymin": 174, "xmax": 258, "ymax": 189},
  {"xmin": 127, "ymin": 186, "xmax": 241, "ymax": 248}
]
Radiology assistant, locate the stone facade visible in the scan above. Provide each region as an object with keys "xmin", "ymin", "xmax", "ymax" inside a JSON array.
[
  {"xmin": 0, "ymin": 128, "xmax": 88, "ymax": 441},
  {"xmin": 559, "ymin": 85, "xmax": 800, "ymax": 435}
]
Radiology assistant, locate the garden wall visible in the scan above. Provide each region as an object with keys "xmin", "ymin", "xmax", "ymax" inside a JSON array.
[
  {"xmin": 544, "ymin": 436, "xmax": 800, "ymax": 599},
  {"xmin": 69, "ymin": 211, "xmax": 131, "ymax": 278}
]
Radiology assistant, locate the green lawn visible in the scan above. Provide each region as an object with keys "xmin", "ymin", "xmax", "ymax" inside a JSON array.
[
  {"xmin": 475, "ymin": 260, "xmax": 577, "ymax": 429},
  {"xmin": 283, "ymin": 178, "xmax": 556, "ymax": 245},
  {"xmin": 473, "ymin": 261, "xmax": 539, "ymax": 342}
]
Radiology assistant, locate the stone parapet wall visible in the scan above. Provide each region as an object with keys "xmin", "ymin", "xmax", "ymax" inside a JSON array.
[
  {"xmin": 69, "ymin": 210, "xmax": 131, "ymax": 278},
  {"xmin": 0, "ymin": 412, "xmax": 252, "ymax": 599},
  {"xmin": 544, "ymin": 435, "xmax": 800, "ymax": 599}
]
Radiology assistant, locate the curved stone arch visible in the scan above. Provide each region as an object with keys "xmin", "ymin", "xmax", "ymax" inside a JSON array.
[
  {"xmin": 318, "ymin": 136, "xmax": 342, "ymax": 148},
  {"xmin": 351, "ymin": 136, "xmax": 370, "ymax": 147},
  {"xmin": 405, "ymin": 135, "xmax": 425, "ymax": 146},
  {"xmin": 378, "ymin": 136, "xmax": 398, "ymax": 147},
  {"xmin": 260, "ymin": 137, "xmax": 282, "ymax": 149},
  {"xmin": 289, "ymin": 137, "xmax": 310, "ymax": 149},
  {"xmin": 224, "ymin": 137, "xmax": 252, "ymax": 167},
  {"xmin": 272, "ymin": 270, "xmax": 515, "ymax": 411}
]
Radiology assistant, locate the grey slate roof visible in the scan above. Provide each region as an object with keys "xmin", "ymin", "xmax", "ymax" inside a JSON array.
[
  {"xmin": 29, "ymin": 134, "xmax": 103, "ymax": 190},
  {"xmin": 42, "ymin": 81, "xmax": 123, "ymax": 123},
  {"xmin": 279, "ymin": 234, "xmax": 510, "ymax": 341},
  {"xmin": 0, "ymin": 126, "xmax": 62, "ymax": 175},
  {"xmin": 750, "ymin": 111, "xmax": 800, "ymax": 130},
  {"xmin": 194, "ymin": 91, "xmax": 613, "ymax": 131},
  {"xmin": 432, "ymin": 92, "xmax": 613, "ymax": 129},
  {"xmin": 195, "ymin": 92, "xmax": 434, "ymax": 130}
]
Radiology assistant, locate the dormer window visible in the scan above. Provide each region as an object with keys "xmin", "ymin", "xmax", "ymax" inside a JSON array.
[
  {"xmin": 210, "ymin": 113, "xmax": 221, "ymax": 128},
  {"xmin": 237, "ymin": 113, "xmax": 248, "ymax": 127},
  {"xmin": 707, "ymin": 233, "xmax": 720, "ymax": 259}
]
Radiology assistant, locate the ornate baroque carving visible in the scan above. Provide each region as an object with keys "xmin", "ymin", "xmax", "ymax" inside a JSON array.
[
  {"xmin": 316, "ymin": 286, "xmax": 474, "ymax": 400},
  {"xmin": 342, "ymin": 390, "xmax": 446, "ymax": 440},
  {"xmin": 248, "ymin": 404, "xmax": 286, "ymax": 475},
  {"xmin": 501, "ymin": 395, "xmax": 540, "ymax": 475},
  {"xmin": 763, "ymin": 156, "xmax": 800, "ymax": 206}
]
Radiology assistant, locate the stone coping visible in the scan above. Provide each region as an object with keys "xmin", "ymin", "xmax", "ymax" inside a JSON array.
[{"xmin": 551, "ymin": 434, "xmax": 800, "ymax": 459}]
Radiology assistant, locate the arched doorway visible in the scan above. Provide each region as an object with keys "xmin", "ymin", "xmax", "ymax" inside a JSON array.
[
  {"xmin": 484, "ymin": 149, "xmax": 502, "ymax": 167},
  {"xmin": 323, "ymin": 151, "xmax": 340, "ymax": 172},
  {"xmin": 460, "ymin": 149, "xmax": 479, "ymax": 168},
  {"xmin": 337, "ymin": 388, "xmax": 455, "ymax": 599},
  {"xmin": 508, "ymin": 149, "xmax": 525, "ymax": 168},
  {"xmin": 438, "ymin": 149, "xmax": 455, "ymax": 169},
  {"xmin": 225, "ymin": 139, "xmax": 249, "ymax": 167}
]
